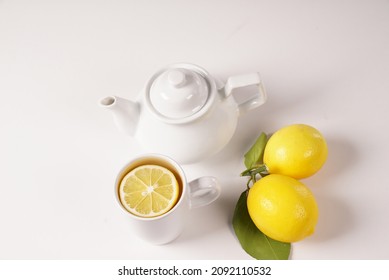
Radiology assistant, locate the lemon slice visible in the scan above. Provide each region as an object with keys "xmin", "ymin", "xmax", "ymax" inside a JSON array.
[{"xmin": 119, "ymin": 165, "xmax": 180, "ymax": 218}]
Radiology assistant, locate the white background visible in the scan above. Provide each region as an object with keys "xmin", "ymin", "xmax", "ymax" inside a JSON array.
[{"xmin": 1, "ymin": 0, "xmax": 388, "ymax": 260}]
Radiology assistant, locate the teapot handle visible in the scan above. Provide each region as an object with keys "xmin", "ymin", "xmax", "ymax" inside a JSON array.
[{"xmin": 224, "ymin": 73, "xmax": 267, "ymax": 115}]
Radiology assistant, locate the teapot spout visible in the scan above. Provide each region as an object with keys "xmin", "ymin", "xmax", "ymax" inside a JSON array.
[{"xmin": 99, "ymin": 96, "xmax": 139, "ymax": 136}]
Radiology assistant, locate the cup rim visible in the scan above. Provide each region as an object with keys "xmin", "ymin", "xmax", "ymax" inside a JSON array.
[{"xmin": 114, "ymin": 153, "xmax": 188, "ymax": 221}]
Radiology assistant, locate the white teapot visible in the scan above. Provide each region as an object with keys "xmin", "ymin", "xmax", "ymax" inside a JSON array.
[{"xmin": 99, "ymin": 63, "xmax": 267, "ymax": 164}]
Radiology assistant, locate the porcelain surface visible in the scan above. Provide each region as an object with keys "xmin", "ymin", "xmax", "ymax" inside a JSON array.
[{"xmin": 100, "ymin": 63, "xmax": 267, "ymax": 163}]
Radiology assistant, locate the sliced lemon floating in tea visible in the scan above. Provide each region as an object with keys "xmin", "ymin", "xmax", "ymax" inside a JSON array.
[{"xmin": 119, "ymin": 164, "xmax": 180, "ymax": 218}]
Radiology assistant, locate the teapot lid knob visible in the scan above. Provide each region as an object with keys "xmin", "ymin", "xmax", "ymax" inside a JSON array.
[{"xmin": 168, "ymin": 70, "xmax": 186, "ymax": 88}]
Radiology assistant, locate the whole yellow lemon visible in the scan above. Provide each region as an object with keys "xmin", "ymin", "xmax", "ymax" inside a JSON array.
[
  {"xmin": 263, "ymin": 124, "xmax": 328, "ymax": 179},
  {"xmin": 247, "ymin": 174, "xmax": 318, "ymax": 243}
]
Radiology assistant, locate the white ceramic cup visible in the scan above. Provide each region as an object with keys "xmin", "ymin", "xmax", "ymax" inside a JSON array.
[{"xmin": 114, "ymin": 153, "xmax": 221, "ymax": 245}]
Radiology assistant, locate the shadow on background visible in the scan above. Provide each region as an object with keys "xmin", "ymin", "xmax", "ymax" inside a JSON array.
[{"xmin": 307, "ymin": 136, "xmax": 359, "ymax": 242}]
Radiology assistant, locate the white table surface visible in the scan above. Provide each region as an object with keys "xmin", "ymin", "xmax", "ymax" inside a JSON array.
[{"xmin": 1, "ymin": 0, "xmax": 389, "ymax": 260}]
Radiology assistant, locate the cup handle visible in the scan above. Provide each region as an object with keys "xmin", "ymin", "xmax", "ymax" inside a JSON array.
[
  {"xmin": 224, "ymin": 73, "xmax": 267, "ymax": 115},
  {"xmin": 188, "ymin": 177, "xmax": 221, "ymax": 209}
]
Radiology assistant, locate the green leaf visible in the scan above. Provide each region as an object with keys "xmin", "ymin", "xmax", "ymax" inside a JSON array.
[
  {"xmin": 244, "ymin": 132, "xmax": 268, "ymax": 169},
  {"xmin": 232, "ymin": 191, "xmax": 291, "ymax": 260}
]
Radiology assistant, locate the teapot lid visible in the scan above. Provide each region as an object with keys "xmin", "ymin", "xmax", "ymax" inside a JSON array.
[{"xmin": 148, "ymin": 67, "xmax": 210, "ymax": 119}]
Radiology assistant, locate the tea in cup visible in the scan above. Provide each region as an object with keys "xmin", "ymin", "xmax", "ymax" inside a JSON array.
[{"xmin": 114, "ymin": 153, "xmax": 221, "ymax": 244}]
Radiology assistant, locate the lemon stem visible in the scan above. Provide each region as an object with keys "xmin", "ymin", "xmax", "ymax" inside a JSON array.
[{"xmin": 241, "ymin": 164, "xmax": 269, "ymax": 189}]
